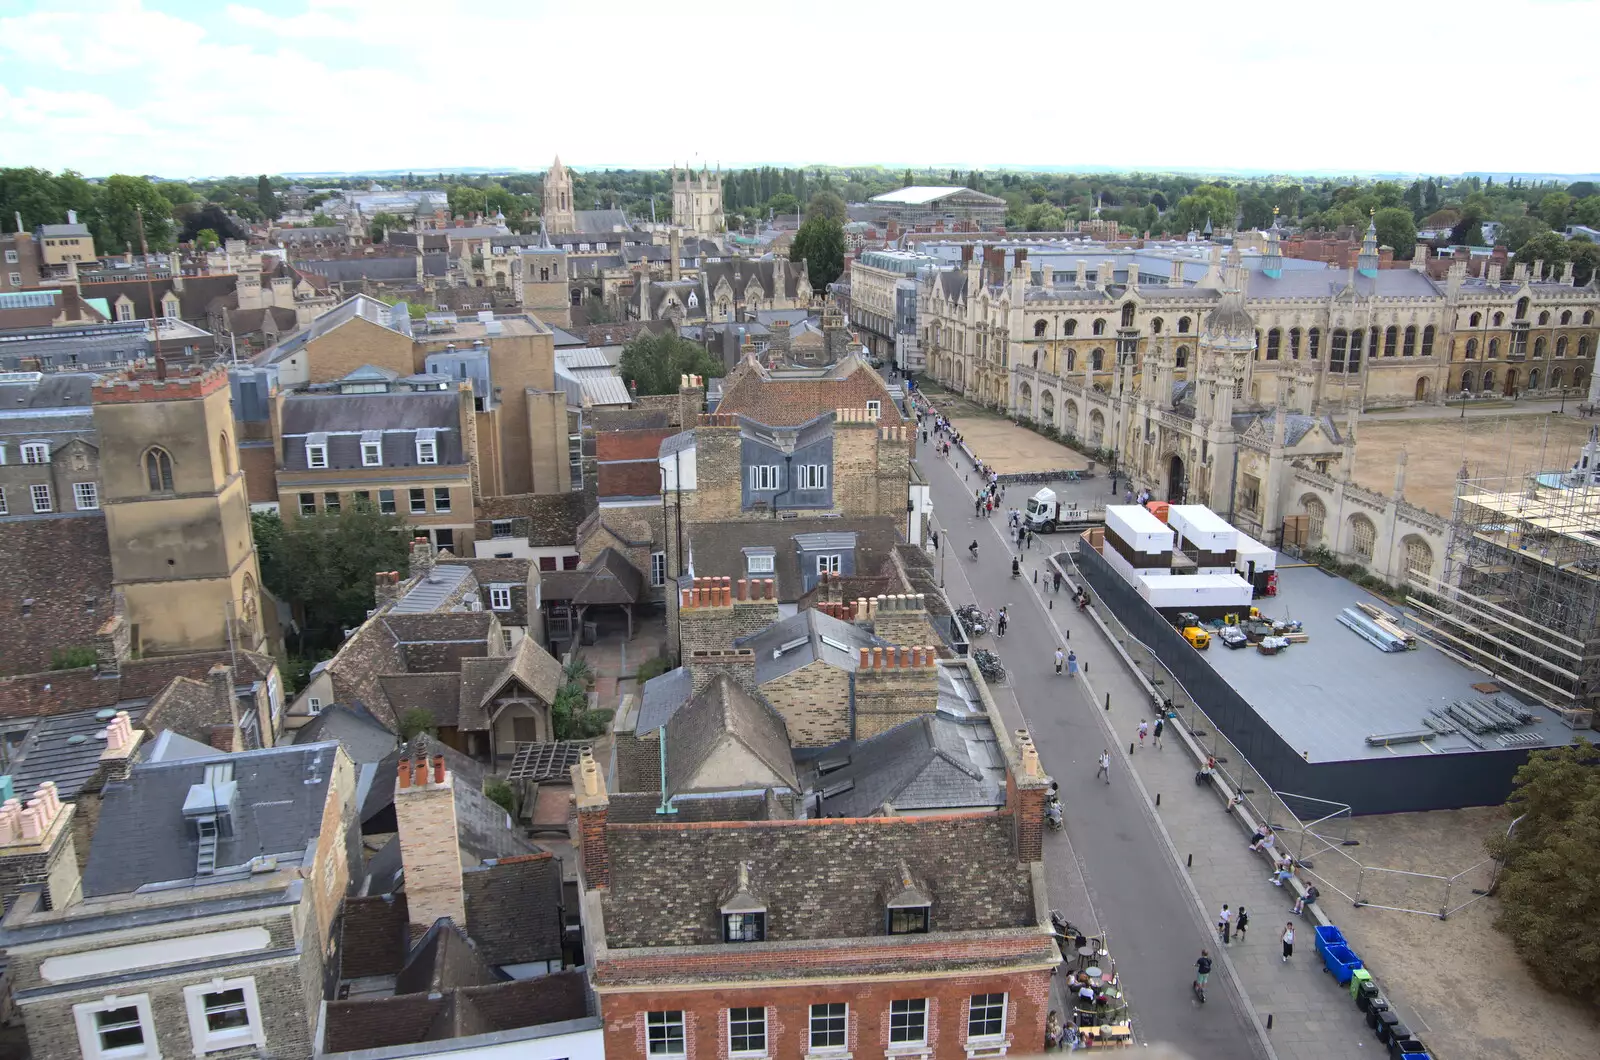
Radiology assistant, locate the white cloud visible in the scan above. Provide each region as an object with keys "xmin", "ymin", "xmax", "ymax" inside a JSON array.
[{"xmin": 1, "ymin": 0, "xmax": 1597, "ymax": 176}]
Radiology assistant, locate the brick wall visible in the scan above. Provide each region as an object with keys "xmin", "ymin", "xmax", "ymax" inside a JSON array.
[
  {"xmin": 615, "ymin": 727, "xmax": 661, "ymax": 793},
  {"xmin": 870, "ymin": 593, "xmax": 936, "ymax": 646},
  {"xmin": 339, "ymin": 893, "xmax": 411, "ymax": 978},
  {"xmin": 852, "ymin": 646, "xmax": 939, "ymax": 740},
  {"xmin": 463, "ymin": 852, "xmax": 564, "ymax": 965},
  {"xmin": 760, "ymin": 658, "xmax": 851, "ymax": 747},
  {"xmin": 687, "ymin": 649, "xmax": 757, "ymax": 698},
  {"xmin": 393, "ymin": 756, "xmax": 466, "ymax": 928},
  {"xmin": 599, "ymin": 967, "xmax": 1052, "ymax": 1060},
  {"xmin": 0, "ymin": 515, "xmax": 115, "ymax": 676}
]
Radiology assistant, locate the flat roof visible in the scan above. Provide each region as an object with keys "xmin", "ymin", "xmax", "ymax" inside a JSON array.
[
  {"xmin": 1168, "ymin": 504, "xmax": 1235, "ymax": 537},
  {"xmin": 1197, "ymin": 563, "xmax": 1580, "ymax": 763},
  {"xmin": 869, "ymin": 186, "xmax": 1003, "ymax": 206},
  {"xmin": 1106, "ymin": 503, "xmax": 1170, "ymax": 535}
]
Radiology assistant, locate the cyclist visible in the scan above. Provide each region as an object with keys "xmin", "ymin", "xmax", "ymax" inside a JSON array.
[
  {"xmin": 968, "ymin": 540, "xmax": 980, "ymax": 561},
  {"xmin": 1193, "ymin": 950, "xmax": 1213, "ymax": 1001}
]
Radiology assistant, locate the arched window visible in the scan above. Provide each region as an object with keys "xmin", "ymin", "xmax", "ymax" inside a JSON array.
[
  {"xmin": 145, "ymin": 447, "xmax": 174, "ymax": 492},
  {"xmin": 1330, "ymin": 329, "xmax": 1348, "ymax": 372},
  {"xmin": 1460, "ymin": 370, "xmax": 1475, "ymax": 393},
  {"xmin": 1151, "ymin": 317, "xmax": 1163, "ymax": 334},
  {"xmin": 1175, "ymin": 346, "xmax": 1189, "ymax": 368},
  {"xmin": 1489, "ymin": 338, "xmax": 1500, "ymax": 358},
  {"xmin": 1576, "ymin": 367, "xmax": 1587, "ymax": 389},
  {"xmin": 1091, "ymin": 348, "xmax": 1104, "ymax": 371},
  {"xmin": 218, "ymin": 433, "xmax": 232, "ymax": 476},
  {"xmin": 1482, "ymin": 368, "xmax": 1496, "ymax": 392},
  {"xmin": 1580, "ymin": 337, "xmax": 1591, "ymax": 360},
  {"xmin": 1033, "ymin": 319, "xmax": 1047, "ymax": 337},
  {"xmin": 1368, "ymin": 328, "xmax": 1379, "ymax": 360},
  {"xmin": 1403, "ymin": 325, "xmax": 1417, "ymax": 356},
  {"xmin": 1032, "ymin": 349, "xmax": 1040, "ymax": 369},
  {"xmin": 1507, "ymin": 367, "xmax": 1519, "ymax": 393},
  {"xmin": 1067, "ymin": 349, "xmax": 1076, "ymax": 372},
  {"xmin": 1557, "ymin": 337, "xmax": 1569, "ymax": 358},
  {"xmin": 1177, "ymin": 316, "xmax": 1191, "ymax": 334},
  {"xmin": 1121, "ymin": 302, "xmax": 1136, "ymax": 328},
  {"xmin": 1469, "ymin": 312, "xmax": 1481, "ymax": 327},
  {"xmin": 1466, "ymin": 338, "xmax": 1478, "ymax": 359},
  {"xmin": 1350, "ymin": 329, "xmax": 1364, "ymax": 372},
  {"xmin": 1266, "ymin": 328, "xmax": 1281, "ymax": 360},
  {"xmin": 1092, "ymin": 319, "xmax": 1106, "ymax": 336},
  {"xmin": 1349, "ymin": 514, "xmax": 1376, "ymax": 561},
  {"xmin": 1303, "ymin": 496, "xmax": 1326, "ymax": 545},
  {"xmin": 1529, "ymin": 368, "xmax": 1541, "ymax": 390},
  {"xmin": 1585, "ymin": 311, "xmax": 1594, "ymax": 325},
  {"xmin": 1561, "ymin": 310, "xmax": 1572, "ymax": 325},
  {"xmin": 1384, "ymin": 326, "xmax": 1398, "ymax": 356},
  {"xmin": 1493, "ymin": 311, "xmax": 1504, "ymax": 327},
  {"xmin": 1535, "ymin": 337, "xmax": 1547, "ymax": 358},
  {"xmin": 1308, "ymin": 328, "xmax": 1321, "ymax": 359},
  {"xmin": 1289, "ymin": 328, "xmax": 1301, "ymax": 358},
  {"xmin": 1254, "ymin": 330, "xmax": 1263, "ymax": 359},
  {"xmin": 1552, "ymin": 368, "xmax": 1564, "ymax": 389},
  {"xmin": 1404, "ymin": 537, "xmax": 1434, "ymax": 579},
  {"xmin": 1065, "ymin": 319, "xmax": 1078, "ymax": 336},
  {"xmin": 1516, "ymin": 297, "xmax": 1529, "ymax": 320},
  {"xmin": 1422, "ymin": 326, "xmax": 1435, "ymax": 357},
  {"xmin": 1538, "ymin": 310, "xmax": 1549, "ymax": 325}
]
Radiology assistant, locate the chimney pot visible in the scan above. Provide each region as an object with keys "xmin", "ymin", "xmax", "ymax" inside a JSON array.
[
  {"xmin": 397, "ymin": 760, "xmax": 412, "ymax": 789},
  {"xmin": 872, "ymin": 647, "xmax": 884, "ymax": 670},
  {"xmin": 737, "ymin": 578, "xmax": 747, "ymax": 601},
  {"xmin": 433, "ymin": 755, "xmax": 446, "ymax": 784},
  {"xmin": 859, "ymin": 647, "xmax": 871, "ymax": 668}
]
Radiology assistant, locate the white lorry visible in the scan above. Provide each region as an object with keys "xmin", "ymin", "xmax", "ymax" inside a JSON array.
[{"xmin": 1025, "ymin": 487, "xmax": 1082, "ymax": 533}]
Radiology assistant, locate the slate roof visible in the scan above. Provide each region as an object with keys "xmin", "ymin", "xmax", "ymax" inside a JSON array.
[
  {"xmin": 257, "ymin": 294, "xmax": 410, "ymax": 366},
  {"xmin": 462, "ymin": 853, "xmax": 564, "ymax": 966},
  {"xmin": 476, "ymin": 491, "xmax": 593, "ymax": 547},
  {"xmin": 291, "ymin": 703, "xmax": 399, "ymax": 764},
  {"xmin": 82, "ymin": 742, "xmax": 342, "ymax": 896},
  {"xmin": 686, "ymin": 516, "xmax": 902, "ymax": 603},
  {"xmin": 665, "ymin": 675, "xmax": 797, "ymax": 796},
  {"xmin": 739, "ymin": 608, "xmax": 888, "ymax": 684},
  {"xmin": 600, "ymin": 811, "xmax": 1036, "ymax": 948},
  {"xmin": 0, "ymin": 324, "xmax": 150, "ymax": 371},
  {"xmin": 635, "ymin": 666, "xmax": 694, "ymax": 734},
  {"xmin": 295, "ymin": 255, "xmax": 448, "ymax": 283},
  {"xmin": 539, "ymin": 547, "xmax": 644, "ymax": 605},
  {"xmin": 715, "ymin": 354, "xmax": 904, "ymax": 426},
  {"xmin": 811, "ymin": 713, "xmax": 1006, "ymax": 818},
  {"xmin": 378, "ymin": 673, "xmax": 462, "ymax": 728},
  {"xmin": 1246, "ymin": 267, "xmax": 1442, "ymax": 299},
  {"xmin": 79, "ymin": 273, "xmax": 240, "ymax": 323},
  {"xmin": 703, "ymin": 259, "xmax": 806, "ymax": 301},
  {"xmin": 279, "ymin": 391, "xmax": 464, "ymax": 471},
  {"xmin": 4, "ymin": 704, "xmax": 149, "ymax": 801},
  {"xmin": 598, "ymin": 428, "xmax": 677, "ymax": 461},
  {"xmin": 456, "ymin": 637, "xmax": 563, "ymax": 733},
  {"xmin": 567, "ymin": 209, "xmax": 632, "ymax": 234}
]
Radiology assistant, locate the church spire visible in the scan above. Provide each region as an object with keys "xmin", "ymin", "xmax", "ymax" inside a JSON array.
[
  {"xmin": 1357, "ymin": 208, "xmax": 1380, "ymax": 278},
  {"xmin": 1262, "ymin": 206, "xmax": 1283, "ymax": 279}
]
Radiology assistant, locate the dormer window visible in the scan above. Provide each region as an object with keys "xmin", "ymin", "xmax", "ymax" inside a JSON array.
[
  {"xmin": 416, "ymin": 429, "xmax": 439, "ymax": 465},
  {"xmin": 305, "ymin": 435, "xmax": 328, "ymax": 469},
  {"xmin": 20, "ymin": 442, "xmax": 49, "ymax": 464},
  {"xmin": 866, "ymin": 400, "xmax": 881, "ymax": 419},
  {"xmin": 885, "ymin": 862, "xmax": 932, "ymax": 935},
  {"xmin": 721, "ymin": 863, "xmax": 767, "ymax": 942},
  {"xmin": 361, "ymin": 432, "xmax": 382, "ymax": 467}
]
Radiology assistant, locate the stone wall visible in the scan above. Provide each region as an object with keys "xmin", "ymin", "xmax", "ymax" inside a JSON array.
[
  {"xmin": 760, "ymin": 658, "xmax": 851, "ymax": 747},
  {"xmin": 852, "ymin": 646, "xmax": 939, "ymax": 739}
]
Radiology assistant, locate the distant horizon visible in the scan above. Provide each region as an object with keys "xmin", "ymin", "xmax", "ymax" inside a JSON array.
[{"xmin": 4, "ymin": 1, "xmax": 1597, "ymax": 177}]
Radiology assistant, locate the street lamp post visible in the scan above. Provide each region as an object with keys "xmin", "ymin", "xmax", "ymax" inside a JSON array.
[
  {"xmin": 1560, "ymin": 385, "xmax": 1569, "ymax": 415},
  {"xmin": 1460, "ymin": 387, "xmax": 1469, "ymax": 420}
]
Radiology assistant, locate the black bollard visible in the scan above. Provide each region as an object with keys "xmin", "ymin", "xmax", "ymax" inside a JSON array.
[
  {"xmin": 1156, "ymin": 793, "xmax": 1161, "ymax": 806},
  {"xmin": 1104, "ymin": 693, "xmax": 1110, "ymax": 712},
  {"xmin": 1187, "ymin": 853, "xmax": 1192, "ymax": 867}
]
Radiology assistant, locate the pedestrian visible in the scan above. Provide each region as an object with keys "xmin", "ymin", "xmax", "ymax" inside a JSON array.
[
  {"xmin": 1217, "ymin": 904, "xmax": 1232, "ymax": 945},
  {"xmin": 1137, "ymin": 720, "xmax": 1149, "ymax": 747},
  {"xmin": 1235, "ymin": 906, "xmax": 1249, "ymax": 940},
  {"xmin": 1025, "ymin": 527, "xmax": 1034, "ymax": 550},
  {"xmin": 1067, "ymin": 650, "xmax": 1078, "ymax": 675},
  {"xmin": 1124, "ymin": 487, "xmax": 1134, "ymax": 505},
  {"xmin": 1281, "ymin": 922, "xmax": 1295, "ymax": 962},
  {"xmin": 1153, "ymin": 716, "xmax": 1164, "ymax": 749},
  {"xmin": 996, "ymin": 608, "xmax": 1008, "ymax": 637},
  {"xmin": 1053, "ymin": 569, "xmax": 1063, "ymax": 593},
  {"xmin": 921, "ymin": 429, "xmax": 928, "ymax": 444},
  {"xmin": 1045, "ymin": 1010, "xmax": 1064, "ymax": 1052},
  {"xmin": 1055, "ymin": 647, "xmax": 1064, "ymax": 675},
  {"xmin": 1095, "ymin": 748, "xmax": 1110, "ymax": 783}
]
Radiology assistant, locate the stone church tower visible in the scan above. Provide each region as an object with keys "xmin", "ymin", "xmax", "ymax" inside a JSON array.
[
  {"xmin": 671, "ymin": 164, "xmax": 726, "ymax": 236},
  {"xmin": 91, "ymin": 366, "xmax": 267, "ymax": 658},
  {"xmin": 543, "ymin": 155, "xmax": 576, "ymax": 235}
]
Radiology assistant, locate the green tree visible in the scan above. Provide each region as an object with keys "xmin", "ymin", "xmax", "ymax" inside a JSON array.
[
  {"xmin": 790, "ymin": 215, "xmax": 846, "ymax": 289},
  {"xmin": 1510, "ymin": 231, "xmax": 1570, "ymax": 280},
  {"xmin": 448, "ymin": 184, "xmax": 488, "ymax": 217},
  {"xmin": 256, "ymin": 174, "xmax": 277, "ymax": 219},
  {"xmin": 1538, "ymin": 192, "xmax": 1572, "ymax": 230},
  {"xmin": 398, "ymin": 708, "xmax": 436, "ymax": 742},
  {"xmin": 1012, "ymin": 202, "xmax": 1066, "ymax": 231},
  {"xmin": 1372, "ymin": 207, "xmax": 1418, "ymax": 258},
  {"xmin": 252, "ymin": 507, "xmax": 411, "ymax": 645},
  {"xmin": 806, "ymin": 190, "xmax": 847, "ymax": 225},
  {"xmin": 310, "ymin": 212, "xmax": 336, "ymax": 227},
  {"xmin": 193, "ymin": 228, "xmax": 220, "ymax": 251},
  {"xmin": 51, "ymin": 645, "xmax": 98, "ymax": 670},
  {"xmin": 618, "ymin": 332, "xmax": 725, "ymax": 396},
  {"xmin": 368, "ymin": 211, "xmax": 404, "ymax": 242},
  {"xmin": 1486, "ymin": 738, "xmax": 1600, "ymax": 1004},
  {"xmin": 766, "ymin": 191, "xmax": 799, "ymax": 217},
  {"xmin": 582, "ymin": 297, "xmax": 618, "ymax": 324},
  {"xmin": 1574, "ymin": 197, "xmax": 1600, "ymax": 228},
  {"xmin": 95, "ymin": 174, "xmax": 174, "ymax": 253}
]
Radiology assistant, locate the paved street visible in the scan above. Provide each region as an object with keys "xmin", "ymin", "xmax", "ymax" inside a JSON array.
[{"xmin": 920, "ymin": 432, "xmax": 1271, "ymax": 1060}]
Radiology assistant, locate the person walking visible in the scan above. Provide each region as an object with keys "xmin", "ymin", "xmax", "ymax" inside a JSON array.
[
  {"xmin": 1053, "ymin": 569, "xmax": 1063, "ymax": 593},
  {"xmin": 1235, "ymin": 906, "xmax": 1249, "ymax": 940},
  {"xmin": 1217, "ymin": 904, "xmax": 1232, "ymax": 945},
  {"xmin": 1067, "ymin": 650, "xmax": 1078, "ymax": 676},
  {"xmin": 1281, "ymin": 922, "xmax": 1295, "ymax": 963},
  {"xmin": 1153, "ymin": 716, "xmax": 1164, "ymax": 749},
  {"xmin": 1193, "ymin": 949, "xmax": 1213, "ymax": 1000},
  {"xmin": 1055, "ymin": 647, "xmax": 1065, "ymax": 675},
  {"xmin": 996, "ymin": 608, "xmax": 1009, "ymax": 638},
  {"xmin": 1137, "ymin": 719, "xmax": 1149, "ymax": 747},
  {"xmin": 1095, "ymin": 749, "xmax": 1110, "ymax": 783}
]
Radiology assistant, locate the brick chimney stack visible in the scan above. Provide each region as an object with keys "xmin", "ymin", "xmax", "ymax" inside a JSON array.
[
  {"xmin": 852, "ymin": 644, "xmax": 940, "ymax": 738},
  {"xmin": 688, "ymin": 648, "xmax": 759, "ymax": 697},
  {"xmin": 394, "ymin": 738, "xmax": 466, "ymax": 929},
  {"xmin": 570, "ymin": 746, "xmax": 610, "ymax": 889},
  {"xmin": 0, "ymin": 778, "xmax": 82, "ymax": 911}
]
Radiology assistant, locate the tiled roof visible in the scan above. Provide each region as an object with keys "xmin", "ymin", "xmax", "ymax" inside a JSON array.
[
  {"xmin": 664, "ymin": 675, "xmax": 796, "ymax": 796},
  {"xmin": 476, "ymin": 491, "xmax": 593, "ymax": 547},
  {"xmin": 716, "ymin": 355, "xmax": 904, "ymax": 426},
  {"xmin": 598, "ymin": 461, "xmax": 662, "ymax": 499},
  {"xmin": 597, "ymin": 428, "xmax": 677, "ymax": 461},
  {"xmin": 811, "ymin": 712, "xmax": 1006, "ymax": 818},
  {"xmin": 456, "ymin": 637, "xmax": 563, "ymax": 732},
  {"xmin": 539, "ymin": 547, "xmax": 644, "ymax": 606},
  {"xmin": 686, "ymin": 516, "xmax": 901, "ymax": 603},
  {"xmin": 378, "ymin": 673, "xmax": 461, "ymax": 728},
  {"xmin": 462, "ymin": 853, "xmax": 564, "ymax": 966},
  {"xmin": 739, "ymin": 608, "xmax": 888, "ymax": 684}
]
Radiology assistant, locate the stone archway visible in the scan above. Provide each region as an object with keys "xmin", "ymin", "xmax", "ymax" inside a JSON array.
[
  {"xmin": 1088, "ymin": 409, "xmax": 1106, "ymax": 447},
  {"xmin": 1166, "ymin": 453, "xmax": 1185, "ymax": 503},
  {"xmin": 1504, "ymin": 367, "xmax": 1518, "ymax": 397},
  {"xmin": 1018, "ymin": 381, "xmax": 1033, "ymax": 415},
  {"xmin": 1040, "ymin": 390, "xmax": 1055, "ymax": 423},
  {"xmin": 1415, "ymin": 376, "xmax": 1430, "ymax": 402}
]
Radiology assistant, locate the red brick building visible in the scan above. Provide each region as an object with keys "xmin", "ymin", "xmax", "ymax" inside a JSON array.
[{"xmin": 570, "ymin": 673, "xmax": 1058, "ymax": 1060}]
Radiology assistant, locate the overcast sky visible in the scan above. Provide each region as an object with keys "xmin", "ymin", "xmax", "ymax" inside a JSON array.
[{"xmin": 2, "ymin": 0, "xmax": 1596, "ymax": 179}]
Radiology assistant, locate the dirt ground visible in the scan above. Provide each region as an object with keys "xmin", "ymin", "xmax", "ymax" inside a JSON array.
[
  {"xmin": 1279, "ymin": 806, "xmax": 1598, "ymax": 1059},
  {"xmin": 1352, "ymin": 413, "xmax": 1593, "ymax": 518}
]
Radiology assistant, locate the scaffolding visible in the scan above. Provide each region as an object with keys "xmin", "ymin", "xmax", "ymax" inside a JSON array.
[{"xmin": 1409, "ymin": 466, "xmax": 1600, "ymax": 728}]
